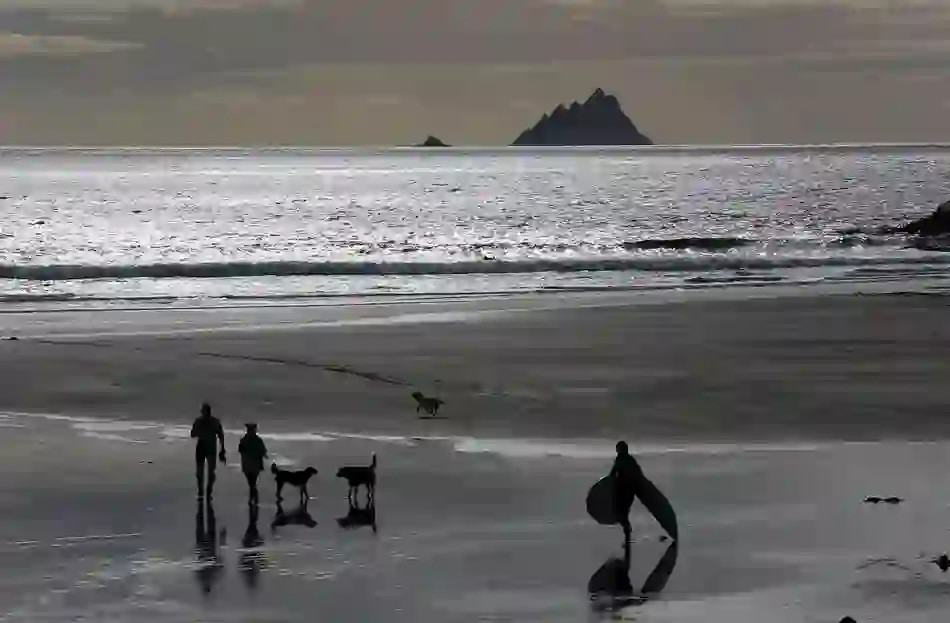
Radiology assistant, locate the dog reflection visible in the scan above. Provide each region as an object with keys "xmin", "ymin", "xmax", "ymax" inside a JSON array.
[
  {"xmin": 271, "ymin": 499, "xmax": 317, "ymax": 531},
  {"xmin": 336, "ymin": 498, "xmax": 377, "ymax": 534},
  {"xmin": 239, "ymin": 503, "xmax": 267, "ymax": 591},
  {"xmin": 194, "ymin": 499, "xmax": 225, "ymax": 596},
  {"xmin": 588, "ymin": 540, "xmax": 679, "ymax": 615}
]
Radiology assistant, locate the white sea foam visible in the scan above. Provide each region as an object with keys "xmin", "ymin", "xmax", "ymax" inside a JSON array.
[
  {"xmin": 73, "ymin": 421, "xmax": 159, "ymax": 433},
  {"xmin": 2, "ymin": 410, "xmax": 936, "ymax": 463},
  {"xmin": 80, "ymin": 431, "xmax": 149, "ymax": 445},
  {"xmin": 450, "ymin": 438, "xmax": 840, "ymax": 459},
  {"xmin": 323, "ymin": 432, "xmax": 416, "ymax": 445},
  {"xmin": 257, "ymin": 432, "xmax": 335, "ymax": 442}
]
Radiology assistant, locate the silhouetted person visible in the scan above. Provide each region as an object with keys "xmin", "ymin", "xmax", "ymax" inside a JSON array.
[
  {"xmin": 610, "ymin": 441, "xmax": 644, "ymax": 544},
  {"xmin": 195, "ymin": 498, "xmax": 224, "ymax": 596},
  {"xmin": 238, "ymin": 422, "xmax": 268, "ymax": 506},
  {"xmin": 239, "ymin": 503, "xmax": 265, "ymax": 592},
  {"xmin": 191, "ymin": 402, "xmax": 225, "ymax": 499}
]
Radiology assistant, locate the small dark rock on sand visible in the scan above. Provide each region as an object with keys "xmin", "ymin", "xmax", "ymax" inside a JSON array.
[
  {"xmin": 863, "ymin": 496, "xmax": 903, "ymax": 504},
  {"xmin": 887, "ymin": 200, "xmax": 950, "ymax": 237}
]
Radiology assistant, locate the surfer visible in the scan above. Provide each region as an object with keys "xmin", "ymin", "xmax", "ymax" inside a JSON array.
[{"xmin": 610, "ymin": 441, "xmax": 644, "ymax": 544}]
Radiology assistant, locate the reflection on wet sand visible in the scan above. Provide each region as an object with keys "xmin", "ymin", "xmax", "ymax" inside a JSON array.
[
  {"xmin": 336, "ymin": 498, "xmax": 377, "ymax": 534},
  {"xmin": 195, "ymin": 498, "xmax": 225, "ymax": 596},
  {"xmin": 271, "ymin": 499, "xmax": 318, "ymax": 531},
  {"xmin": 239, "ymin": 503, "xmax": 268, "ymax": 592},
  {"xmin": 588, "ymin": 540, "xmax": 679, "ymax": 616}
]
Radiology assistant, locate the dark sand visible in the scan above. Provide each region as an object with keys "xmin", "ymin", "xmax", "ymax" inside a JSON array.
[
  {"xmin": 1, "ymin": 288, "xmax": 950, "ymax": 622},
  {"xmin": 0, "ymin": 288, "xmax": 948, "ymax": 440}
]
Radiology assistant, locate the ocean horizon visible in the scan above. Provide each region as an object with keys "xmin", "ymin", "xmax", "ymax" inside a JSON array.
[{"xmin": 0, "ymin": 144, "xmax": 948, "ymax": 308}]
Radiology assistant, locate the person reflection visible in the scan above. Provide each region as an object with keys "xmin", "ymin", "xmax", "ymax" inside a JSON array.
[
  {"xmin": 194, "ymin": 498, "xmax": 225, "ymax": 596},
  {"xmin": 239, "ymin": 502, "xmax": 267, "ymax": 592},
  {"xmin": 588, "ymin": 540, "xmax": 679, "ymax": 615}
]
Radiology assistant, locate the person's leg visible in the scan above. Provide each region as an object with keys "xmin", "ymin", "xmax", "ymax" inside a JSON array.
[
  {"xmin": 195, "ymin": 450, "xmax": 206, "ymax": 497},
  {"xmin": 617, "ymin": 491, "xmax": 635, "ymax": 545},
  {"xmin": 621, "ymin": 516, "xmax": 632, "ymax": 544},
  {"xmin": 243, "ymin": 471, "xmax": 253, "ymax": 504},
  {"xmin": 246, "ymin": 471, "xmax": 260, "ymax": 505},
  {"xmin": 206, "ymin": 453, "xmax": 217, "ymax": 498}
]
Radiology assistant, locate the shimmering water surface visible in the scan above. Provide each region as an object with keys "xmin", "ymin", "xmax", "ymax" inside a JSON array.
[{"xmin": 1, "ymin": 145, "xmax": 948, "ymax": 305}]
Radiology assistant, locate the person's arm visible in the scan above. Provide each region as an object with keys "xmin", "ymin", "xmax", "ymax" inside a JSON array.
[
  {"xmin": 217, "ymin": 422, "xmax": 226, "ymax": 460},
  {"xmin": 609, "ymin": 456, "xmax": 620, "ymax": 479},
  {"xmin": 190, "ymin": 420, "xmax": 198, "ymax": 438},
  {"xmin": 260, "ymin": 438, "xmax": 268, "ymax": 460}
]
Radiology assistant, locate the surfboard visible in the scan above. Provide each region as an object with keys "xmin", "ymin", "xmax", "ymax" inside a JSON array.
[
  {"xmin": 586, "ymin": 474, "xmax": 678, "ymax": 540},
  {"xmin": 636, "ymin": 475, "xmax": 678, "ymax": 541},
  {"xmin": 586, "ymin": 476, "xmax": 621, "ymax": 526}
]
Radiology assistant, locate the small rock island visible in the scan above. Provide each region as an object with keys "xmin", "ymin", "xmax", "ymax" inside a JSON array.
[
  {"xmin": 511, "ymin": 88, "xmax": 653, "ymax": 146},
  {"xmin": 415, "ymin": 136, "xmax": 450, "ymax": 147}
]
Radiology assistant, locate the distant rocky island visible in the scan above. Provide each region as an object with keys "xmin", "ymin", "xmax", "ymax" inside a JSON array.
[
  {"xmin": 415, "ymin": 136, "xmax": 450, "ymax": 147},
  {"xmin": 511, "ymin": 88, "xmax": 652, "ymax": 146}
]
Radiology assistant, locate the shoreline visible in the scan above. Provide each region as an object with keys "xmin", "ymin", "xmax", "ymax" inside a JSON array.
[{"xmin": 0, "ymin": 287, "xmax": 948, "ymax": 442}]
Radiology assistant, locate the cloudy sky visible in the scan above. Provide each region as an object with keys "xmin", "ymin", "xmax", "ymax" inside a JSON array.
[{"xmin": 0, "ymin": 0, "xmax": 949, "ymax": 145}]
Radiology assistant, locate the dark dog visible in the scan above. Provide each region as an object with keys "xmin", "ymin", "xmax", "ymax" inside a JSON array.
[
  {"xmin": 412, "ymin": 391, "xmax": 444, "ymax": 418},
  {"xmin": 271, "ymin": 463, "xmax": 317, "ymax": 503},
  {"xmin": 336, "ymin": 499, "xmax": 377, "ymax": 533},
  {"xmin": 336, "ymin": 454, "xmax": 376, "ymax": 503}
]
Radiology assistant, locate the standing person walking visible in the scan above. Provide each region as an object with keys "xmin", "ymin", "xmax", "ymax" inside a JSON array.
[
  {"xmin": 191, "ymin": 402, "xmax": 226, "ymax": 499},
  {"xmin": 238, "ymin": 422, "xmax": 268, "ymax": 506}
]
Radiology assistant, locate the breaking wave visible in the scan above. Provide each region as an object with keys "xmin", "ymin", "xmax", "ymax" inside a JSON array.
[
  {"xmin": 623, "ymin": 237, "xmax": 751, "ymax": 251},
  {"xmin": 0, "ymin": 252, "xmax": 949, "ymax": 281}
]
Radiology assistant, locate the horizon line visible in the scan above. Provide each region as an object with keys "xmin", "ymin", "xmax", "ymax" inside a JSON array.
[{"xmin": 0, "ymin": 142, "xmax": 948, "ymax": 151}]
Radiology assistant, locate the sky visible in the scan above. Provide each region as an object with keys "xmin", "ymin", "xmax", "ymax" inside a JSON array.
[{"xmin": 0, "ymin": 0, "xmax": 949, "ymax": 146}]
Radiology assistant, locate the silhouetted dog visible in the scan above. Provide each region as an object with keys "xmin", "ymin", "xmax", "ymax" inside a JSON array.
[
  {"xmin": 336, "ymin": 499, "xmax": 377, "ymax": 533},
  {"xmin": 337, "ymin": 454, "xmax": 376, "ymax": 503},
  {"xmin": 271, "ymin": 499, "xmax": 317, "ymax": 530},
  {"xmin": 271, "ymin": 463, "xmax": 317, "ymax": 503},
  {"xmin": 412, "ymin": 391, "xmax": 444, "ymax": 417}
]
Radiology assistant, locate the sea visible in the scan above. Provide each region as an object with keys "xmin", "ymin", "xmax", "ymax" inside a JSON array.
[{"xmin": 1, "ymin": 144, "xmax": 948, "ymax": 309}]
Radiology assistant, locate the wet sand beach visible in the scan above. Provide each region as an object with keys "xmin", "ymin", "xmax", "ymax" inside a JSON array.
[{"xmin": 1, "ymin": 287, "xmax": 950, "ymax": 621}]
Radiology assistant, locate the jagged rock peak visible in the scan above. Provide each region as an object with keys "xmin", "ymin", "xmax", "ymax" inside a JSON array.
[{"xmin": 511, "ymin": 89, "xmax": 653, "ymax": 146}]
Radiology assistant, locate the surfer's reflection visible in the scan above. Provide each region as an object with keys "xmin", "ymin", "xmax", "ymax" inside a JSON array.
[
  {"xmin": 336, "ymin": 497, "xmax": 377, "ymax": 533},
  {"xmin": 239, "ymin": 502, "xmax": 268, "ymax": 592},
  {"xmin": 587, "ymin": 540, "xmax": 679, "ymax": 616},
  {"xmin": 195, "ymin": 498, "xmax": 225, "ymax": 596}
]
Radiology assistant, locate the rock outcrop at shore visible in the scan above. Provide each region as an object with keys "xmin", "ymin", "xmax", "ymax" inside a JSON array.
[
  {"xmin": 415, "ymin": 136, "xmax": 450, "ymax": 147},
  {"xmin": 511, "ymin": 88, "xmax": 652, "ymax": 146},
  {"xmin": 892, "ymin": 200, "xmax": 950, "ymax": 236}
]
